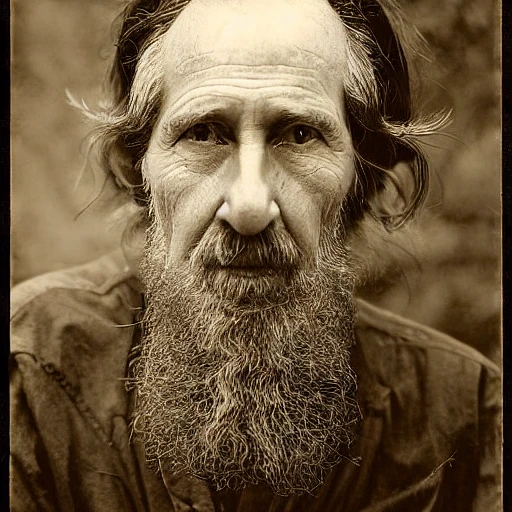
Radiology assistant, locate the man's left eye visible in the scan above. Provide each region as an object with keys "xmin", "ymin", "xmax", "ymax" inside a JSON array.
[{"xmin": 282, "ymin": 125, "xmax": 321, "ymax": 145}]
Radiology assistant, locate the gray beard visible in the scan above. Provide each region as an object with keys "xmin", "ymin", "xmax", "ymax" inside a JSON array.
[{"xmin": 131, "ymin": 218, "xmax": 361, "ymax": 496}]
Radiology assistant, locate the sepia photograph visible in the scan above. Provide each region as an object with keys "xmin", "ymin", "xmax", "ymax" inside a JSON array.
[{"xmin": 10, "ymin": 0, "xmax": 502, "ymax": 510}]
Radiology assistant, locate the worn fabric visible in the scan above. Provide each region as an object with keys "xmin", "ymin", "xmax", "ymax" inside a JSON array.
[{"xmin": 10, "ymin": 251, "xmax": 501, "ymax": 511}]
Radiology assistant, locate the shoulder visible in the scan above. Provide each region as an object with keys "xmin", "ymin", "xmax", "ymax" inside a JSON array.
[
  {"xmin": 11, "ymin": 250, "xmax": 139, "ymax": 318},
  {"xmin": 10, "ymin": 251, "xmax": 143, "ymax": 439},
  {"xmin": 355, "ymin": 297, "xmax": 499, "ymax": 376},
  {"xmin": 354, "ymin": 297, "xmax": 500, "ymax": 423},
  {"xmin": 11, "ymin": 250, "xmax": 142, "ymax": 359}
]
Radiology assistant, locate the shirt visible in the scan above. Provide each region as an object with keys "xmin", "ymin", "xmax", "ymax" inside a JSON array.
[{"xmin": 10, "ymin": 250, "xmax": 502, "ymax": 511}]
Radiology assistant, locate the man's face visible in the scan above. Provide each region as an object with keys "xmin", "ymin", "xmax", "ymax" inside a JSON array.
[
  {"xmin": 133, "ymin": 0, "xmax": 360, "ymax": 496},
  {"xmin": 143, "ymin": 0, "xmax": 355, "ymax": 265}
]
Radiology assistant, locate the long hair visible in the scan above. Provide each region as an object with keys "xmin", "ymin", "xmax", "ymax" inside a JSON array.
[{"xmin": 78, "ymin": 0, "xmax": 449, "ymax": 229}]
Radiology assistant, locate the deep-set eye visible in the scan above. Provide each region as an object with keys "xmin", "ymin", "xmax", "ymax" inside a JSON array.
[
  {"xmin": 181, "ymin": 123, "xmax": 228, "ymax": 145},
  {"xmin": 281, "ymin": 125, "xmax": 321, "ymax": 145}
]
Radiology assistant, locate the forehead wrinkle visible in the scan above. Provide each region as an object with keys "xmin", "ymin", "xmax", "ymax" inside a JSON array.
[
  {"xmin": 174, "ymin": 54, "xmax": 332, "ymax": 75},
  {"xmin": 168, "ymin": 81, "xmax": 335, "ymax": 100},
  {"xmin": 161, "ymin": 70, "xmax": 342, "ymax": 114},
  {"xmin": 162, "ymin": 84, "xmax": 342, "ymax": 128},
  {"xmin": 296, "ymin": 47, "xmax": 333, "ymax": 67},
  {"xmin": 170, "ymin": 64, "xmax": 336, "ymax": 89}
]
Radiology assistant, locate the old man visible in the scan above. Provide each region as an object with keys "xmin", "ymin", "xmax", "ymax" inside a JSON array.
[{"xmin": 10, "ymin": 0, "xmax": 500, "ymax": 510}]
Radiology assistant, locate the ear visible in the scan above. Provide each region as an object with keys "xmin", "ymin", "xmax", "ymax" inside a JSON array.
[{"xmin": 365, "ymin": 161, "xmax": 416, "ymax": 227}]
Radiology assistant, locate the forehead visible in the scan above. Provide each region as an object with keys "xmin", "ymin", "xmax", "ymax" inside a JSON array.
[{"xmin": 160, "ymin": 0, "xmax": 348, "ymax": 93}]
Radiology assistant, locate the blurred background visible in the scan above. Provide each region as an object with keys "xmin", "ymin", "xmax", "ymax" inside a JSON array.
[{"xmin": 11, "ymin": 0, "xmax": 501, "ymax": 365}]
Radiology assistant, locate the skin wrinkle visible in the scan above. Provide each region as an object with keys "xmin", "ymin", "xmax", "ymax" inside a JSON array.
[
  {"xmin": 175, "ymin": 62, "xmax": 333, "ymax": 75},
  {"xmin": 159, "ymin": 80, "xmax": 343, "ymax": 121}
]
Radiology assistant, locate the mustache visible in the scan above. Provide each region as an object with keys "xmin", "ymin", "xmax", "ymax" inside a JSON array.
[{"xmin": 189, "ymin": 221, "xmax": 304, "ymax": 270}]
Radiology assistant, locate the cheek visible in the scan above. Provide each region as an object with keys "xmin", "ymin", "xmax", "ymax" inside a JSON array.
[
  {"xmin": 144, "ymin": 152, "xmax": 197, "ymax": 225},
  {"xmin": 275, "ymin": 148, "xmax": 355, "ymax": 251},
  {"xmin": 143, "ymin": 147, "xmax": 225, "ymax": 259}
]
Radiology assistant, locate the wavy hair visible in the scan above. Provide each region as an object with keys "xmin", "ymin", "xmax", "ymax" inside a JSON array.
[{"xmin": 77, "ymin": 0, "xmax": 449, "ymax": 229}]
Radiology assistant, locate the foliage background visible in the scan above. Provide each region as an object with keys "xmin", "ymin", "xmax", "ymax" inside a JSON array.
[{"xmin": 11, "ymin": 0, "xmax": 501, "ymax": 364}]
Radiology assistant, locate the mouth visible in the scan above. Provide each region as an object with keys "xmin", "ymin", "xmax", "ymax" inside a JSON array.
[
  {"xmin": 219, "ymin": 266, "xmax": 278, "ymax": 278},
  {"xmin": 211, "ymin": 250, "xmax": 286, "ymax": 278},
  {"xmin": 203, "ymin": 263, "xmax": 291, "ymax": 294}
]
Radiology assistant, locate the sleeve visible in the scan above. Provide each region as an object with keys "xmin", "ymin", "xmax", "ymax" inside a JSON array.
[
  {"xmin": 10, "ymin": 354, "xmax": 59, "ymax": 512},
  {"xmin": 473, "ymin": 364, "xmax": 502, "ymax": 511}
]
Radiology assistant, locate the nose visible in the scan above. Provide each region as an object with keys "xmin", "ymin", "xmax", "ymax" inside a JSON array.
[{"xmin": 216, "ymin": 143, "xmax": 280, "ymax": 235}]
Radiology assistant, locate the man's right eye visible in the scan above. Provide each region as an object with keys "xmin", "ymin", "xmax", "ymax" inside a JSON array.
[{"xmin": 180, "ymin": 123, "xmax": 228, "ymax": 145}]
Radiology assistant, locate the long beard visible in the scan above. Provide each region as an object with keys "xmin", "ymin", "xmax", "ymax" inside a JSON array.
[{"xmin": 131, "ymin": 217, "xmax": 361, "ymax": 496}]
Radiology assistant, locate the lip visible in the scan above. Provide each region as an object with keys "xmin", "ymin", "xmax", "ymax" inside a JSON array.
[
  {"xmin": 222, "ymin": 252, "xmax": 268, "ymax": 267},
  {"xmin": 220, "ymin": 266, "xmax": 276, "ymax": 278}
]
